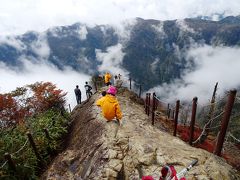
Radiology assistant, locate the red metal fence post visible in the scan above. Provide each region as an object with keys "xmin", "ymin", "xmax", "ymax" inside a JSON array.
[
  {"xmin": 168, "ymin": 109, "xmax": 171, "ymax": 119},
  {"xmin": 214, "ymin": 90, "xmax": 237, "ymax": 156},
  {"xmin": 152, "ymin": 93, "xmax": 156, "ymax": 125},
  {"xmin": 145, "ymin": 93, "xmax": 148, "ymax": 114},
  {"xmin": 27, "ymin": 132, "xmax": 44, "ymax": 166},
  {"xmin": 167, "ymin": 104, "xmax": 170, "ymax": 118},
  {"xmin": 189, "ymin": 97, "xmax": 198, "ymax": 145},
  {"xmin": 139, "ymin": 85, "xmax": 142, "ymax": 98},
  {"xmin": 4, "ymin": 153, "xmax": 16, "ymax": 172},
  {"xmin": 147, "ymin": 93, "xmax": 151, "ymax": 116},
  {"xmin": 173, "ymin": 100, "xmax": 180, "ymax": 136},
  {"xmin": 129, "ymin": 78, "xmax": 132, "ymax": 90}
]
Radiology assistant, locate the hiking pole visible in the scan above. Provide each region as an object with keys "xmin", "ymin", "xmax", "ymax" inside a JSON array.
[{"xmin": 174, "ymin": 159, "xmax": 198, "ymax": 180}]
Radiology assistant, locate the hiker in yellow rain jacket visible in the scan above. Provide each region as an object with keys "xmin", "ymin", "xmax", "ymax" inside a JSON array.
[
  {"xmin": 104, "ymin": 72, "xmax": 112, "ymax": 86},
  {"xmin": 96, "ymin": 86, "xmax": 122, "ymax": 125}
]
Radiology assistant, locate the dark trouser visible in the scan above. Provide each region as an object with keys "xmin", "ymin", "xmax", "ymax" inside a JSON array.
[
  {"xmin": 76, "ymin": 95, "xmax": 81, "ymax": 104},
  {"xmin": 86, "ymin": 91, "xmax": 93, "ymax": 99},
  {"xmin": 106, "ymin": 82, "xmax": 111, "ymax": 86}
]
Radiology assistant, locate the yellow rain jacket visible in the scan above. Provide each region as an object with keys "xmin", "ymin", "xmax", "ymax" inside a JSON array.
[
  {"xmin": 96, "ymin": 94, "xmax": 122, "ymax": 121},
  {"xmin": 104, "ymin": 73, "xmax": 112, "ymax": 84}
]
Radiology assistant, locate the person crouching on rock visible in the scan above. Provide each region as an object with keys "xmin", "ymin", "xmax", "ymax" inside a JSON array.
[{"xmin": 96, "ymin": 86, "xmax": 122, "ymax": 126}]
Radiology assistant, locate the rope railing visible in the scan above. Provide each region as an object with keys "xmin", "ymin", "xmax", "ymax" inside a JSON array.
[
  {"xmin": 154, "ymin": 96, "xmax": 169, "ymax": 107},
  {"xmin": 192, "ymin": 110, "xmax": 225, "ymax": 144},
  {"xmin": 235, "ymin": 96, "xmax": 240, "ymax": 102},
  {"xmin": 198, "ymin": 101, "xmax": 218, "ymax": 108},
  {"xmin": 0, "ymin": 160, "xmax": 8, "ymax": 169},
  {"xmin": 208, "ymin": 110, "xmax": 225, "ymax": 122},
  {"xmin": 204, "ymin": 124, "xmax": 221, "ymax": 130},
  {"xmin": 228, "ymin": 132, "xmax": 240, "ymax": 143},
  {"xmin": 0, "ymin": 139, "xmax": 29, "ymax": 170},
  {"xmin": 11, "ymin": 139, "xmax": 28, "ymax": 156},
  {"xmin": 198, "ymin": 94, "xmax": 227, "ymax": 109}
]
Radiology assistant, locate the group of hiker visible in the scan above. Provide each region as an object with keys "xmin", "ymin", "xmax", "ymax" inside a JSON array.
[
  {"xmin": 74, "ymin": 72, "xmax": 123, "ymax": 102},
  {"xmin": 104, "ymin": 72, "xmax": 123, "ymax": 88},
  {"xmin": 74, "ymin": 81, "xmax": 93, "ymax": 104},
  {"xmin": 97, "ymin": 72, "xmax": 123, "ymax": 126},
  {"xmin": 74, "ymin": 72, "xmax": 123, "ymax": 125}
]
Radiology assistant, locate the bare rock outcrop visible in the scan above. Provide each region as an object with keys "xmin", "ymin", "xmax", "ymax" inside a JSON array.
[{"xmin": 42, "ymin": 87, "xmax": 240, "ymax": 180}]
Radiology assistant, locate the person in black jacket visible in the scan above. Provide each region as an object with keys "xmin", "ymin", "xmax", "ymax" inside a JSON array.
[
  {"xmin": 84, "ymin": 82, "xmax": 93, "ymax": 99},
  {"xmin": 74, "ymin": 85, "xmax": 81, "ymax": 104}
]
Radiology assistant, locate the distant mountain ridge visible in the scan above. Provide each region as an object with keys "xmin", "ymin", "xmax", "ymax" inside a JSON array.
[{"xmin": 0, "ymin": 16, "xmax": 240, "ymax": 89}]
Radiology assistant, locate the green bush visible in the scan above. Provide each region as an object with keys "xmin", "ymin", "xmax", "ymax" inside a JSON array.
[{"xmin": 0, "ymin": 109, "xmax": 70, "ymax": 179}]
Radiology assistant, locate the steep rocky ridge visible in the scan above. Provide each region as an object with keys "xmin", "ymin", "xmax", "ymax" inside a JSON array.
[{"xmin": 42, "ymin": 88, "xmax": 240, "ymax": 180}]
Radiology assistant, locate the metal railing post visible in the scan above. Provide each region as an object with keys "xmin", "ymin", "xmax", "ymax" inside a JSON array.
[
  {"xmin": 152, "ymin": 93, "xmax": 156, "ymax": 125},
  {"xmin": 173, "ymin": 100, "xmax": 180, "ymax": 136},
  {"xmin": 4, "ymin": 153, "xmax": 16, "ymax": 172},
  {"xmin": 189, "ymin": 97, "xmax": 198, "ymax": 145},
  {"xmin": 139, "ymin": 85, "xmax": 142, "ymax": 98},
  {"xmin": 214, "ymin": 90, "xmax": 237, "ymax": 156},
  {"xmin": 129, "ymin": 78, "xmax": 132, "ymax": 90}
]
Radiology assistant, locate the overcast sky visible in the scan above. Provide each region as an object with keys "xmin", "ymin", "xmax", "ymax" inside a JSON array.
[{"xmin": 0, "ymin": 0, "xmax": 240, "ymax": 35}]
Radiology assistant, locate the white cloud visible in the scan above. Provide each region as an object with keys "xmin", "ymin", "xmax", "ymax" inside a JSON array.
[
  {"xmin": 96, "ymin": 43, "xmax": 129, "ymax": 78},
  {"xmin": 0, "ymin": 36, "xmax": 26, "ymax": 51},
  {"xmin": 0, "ymin": 0, "xmax": 240, "ymax": 35},
  {"xmin": 30, "ymin": 33, "xmax": 50, "ymax": 59},
  {"xmin": 0, "ymin": 60, "xmax": 91, "ymax": 109},
  {"xmin": 176, "ymin": 20, "xmax": 195, "ymax": 34},
  {"xmin": 150, "ymin": 45, "xmax": 240, "ymax": 104},
  {"xmin": 150, "ymin": 58, "xmax": 160, "ymax": 73},
  {"xmin": 152, "ymin": 22, "xmax": 166, "ymax": 39},
  {"xmin": 77, "ymin": 25, "xmax": 88, "ymax": 40},
  {"xmin": 113, "ymin": 18, "xmax": 137, "ymax": 43}
]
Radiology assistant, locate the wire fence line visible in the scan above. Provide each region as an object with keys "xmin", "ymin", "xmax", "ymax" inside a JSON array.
[
  {"xmin": 205, "ymin": 124, "xmax": 221, "ymax": 130},
  {"xmin": 0, "ymin": 160, "xmax": 8, "ymax": 169},
  {"xmin": 0, "ymin": 138, "xmax": 29, "ymax": 169},
  {"xmin": 192, "ymin": 111, "xmax": 225, "ymax": 144},
  {"xmin": 11, "ymin": 139, "xmax": 29, "ymax": 156},
  {"xmin": 235, "ymin": 96, "xmax": 240, "ymax": 102},
  {"xmin": 197, "ymin": 94, "xmax": 227, "ymax": 109},
  {"xmin": 154, "ymin": 95, "xmax": 170, "ymax": 107},
  {"xmin": 227, "ymin": 132, "xmax": 240, "ymax": 143},
  {"xmin": 208, "ymin": 111, "xmax": 225, "ymax": 123}
]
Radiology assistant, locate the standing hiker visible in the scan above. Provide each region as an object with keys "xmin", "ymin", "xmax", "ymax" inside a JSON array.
[
  {"xmin": 74, "ymin": 85, "xmax": 81, "ymax": 104},
  {"xmin": 104, "ymin": 72, "xmax": 112, "ymax": 86},
  {"xmin": 118, "ymin": 73, "xmax": 122, "ymax": 80},
  {"xmin": 84, "ymin": 81, "xmax": 93, "ymax": 99},
  {"xmin": 114, "ymin": 75, "xmax": 123, "ymax": 88},
  {"xmin": 96, "ymin": 86, "xmax": 122, "ymax": 125}
]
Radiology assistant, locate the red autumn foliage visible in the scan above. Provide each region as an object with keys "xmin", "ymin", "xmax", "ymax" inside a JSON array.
[
  {"xmin": 0, "ymin": 82, "xmax": 66, "ymax": 127},
  {"xmin": 177, "ymin": 125, "xmax": 215, "ymax": 152},
  {"xmin": 29, "ymin": 82, "xmax": 67, "ymax": 112},
  {"xmin": 0, "ymin": 94, "xmax": 19, "ymax": 126}
]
